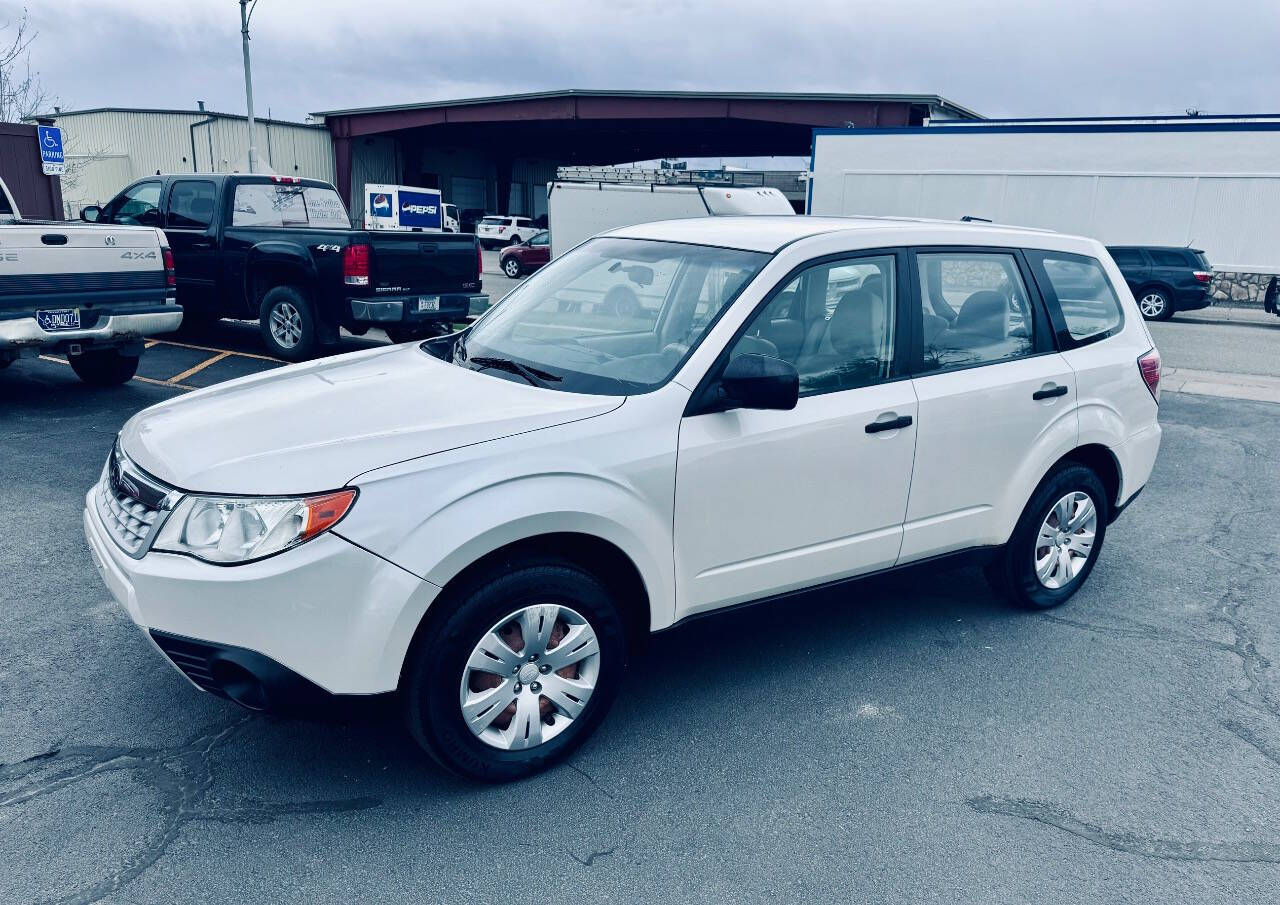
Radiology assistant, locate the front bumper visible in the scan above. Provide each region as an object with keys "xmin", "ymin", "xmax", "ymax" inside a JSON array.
[
  {"xmin": 0, "ymin": 305, "xmax": 183, "ymax": 350},
  {"xmin": 349, "ymin": 293, "xmax": 483, "ymax": 325},
  {"xmin": 83, "ymin": 486, "xmax": 440, "ymax": 696}
]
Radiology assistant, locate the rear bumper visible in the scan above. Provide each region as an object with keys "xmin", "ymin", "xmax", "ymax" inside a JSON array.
[
  {"xmin": 348, "ymin": 293, "xmax": 483, "ymax": 325},
  {"xmin": 0, "ymin": 305, "xmax": 182, "ymax": 350},
  {"xmin": 1174, "ymin": 288, "xmax": 1211, "ymax": 312}
]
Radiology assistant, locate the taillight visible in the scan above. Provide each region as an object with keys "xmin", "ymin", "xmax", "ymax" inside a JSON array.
[
  {"xmin": 343, "ymin": 243, "xmax": 371, "ymax": 286},
  {"xmin": 1193, "ymin": 270, "xmax": 1212, "ymax": 283},
  {"xmin": 1138, "ymin": 348, "xmax": 1161, "ymax": 402},
  {"xmin": 162, "ymin": 247, "xmax": 176, "ymax": 289}
]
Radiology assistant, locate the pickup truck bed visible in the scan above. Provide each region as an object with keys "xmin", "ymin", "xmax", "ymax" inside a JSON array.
[{"xmin": 0, "ymin": 218, "xmax": 181, "ymax": 384}]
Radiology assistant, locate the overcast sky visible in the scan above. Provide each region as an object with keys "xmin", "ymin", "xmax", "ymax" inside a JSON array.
[{"xmin": 12, "ymin": 0, "xmax": 1280, "ymax": 123}]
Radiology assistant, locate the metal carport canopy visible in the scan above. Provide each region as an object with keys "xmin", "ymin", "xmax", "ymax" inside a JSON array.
[{"xmin": 313, "ymin": 89, "xmax": 981, "ymax": 202}]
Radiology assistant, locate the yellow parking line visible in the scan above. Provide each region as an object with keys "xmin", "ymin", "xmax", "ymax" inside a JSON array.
[
  {"xmin": 152, "ymin": 337, "xmax": 283, "ymax": 363},
  {"xmin": 36, "ymin": 354, "xmax": 198, "ymax": 392},
  {"xmin": 167, "ymin": 350, "xmax": 231, "ymax": 384}
]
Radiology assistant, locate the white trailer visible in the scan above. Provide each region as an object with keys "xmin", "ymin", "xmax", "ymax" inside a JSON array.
[
  {"xmin": 548, "ymin": 169, "xmax": 794, "ymax": 258},
  {"xmin": 362, "ymin": 183, "xmax": 454, "ymax": 232},
  {"xmin": 808, "ymin": 120, "xmax": 1280, "ymax": 275}
]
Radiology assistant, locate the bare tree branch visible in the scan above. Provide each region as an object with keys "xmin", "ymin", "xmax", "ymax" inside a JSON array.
[{"xmin": 0, "ymin": 6, "xmax": 58, "ymax": 123}]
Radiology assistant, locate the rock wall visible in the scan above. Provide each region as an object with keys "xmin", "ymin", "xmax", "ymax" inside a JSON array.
[{"xmin": 1208, "ymin": 271, "xmax": 1275, "ymax": 308}]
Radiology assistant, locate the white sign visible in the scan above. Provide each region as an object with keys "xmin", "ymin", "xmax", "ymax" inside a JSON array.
[{"xmin": 38, "ymin": 125, "xmax": 65, "ymax": 176}]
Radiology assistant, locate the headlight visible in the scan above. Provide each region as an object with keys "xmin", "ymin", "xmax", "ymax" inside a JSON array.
[{"xmin": 152, "ymin": 489, "xmax": 357, "ymax": 564}]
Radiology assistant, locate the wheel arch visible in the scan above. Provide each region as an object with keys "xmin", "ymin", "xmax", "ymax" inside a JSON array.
[
  {"xmin": 244, "ymin": 246, "xmax": 319, "ymax": 314},
  {"xmin": 1053, "ymin": 443, "xmax": 1123, "ymax": 521},
  {"xmin": 397, "ymin": 531, "xmax": 652, "ymax": 690}
]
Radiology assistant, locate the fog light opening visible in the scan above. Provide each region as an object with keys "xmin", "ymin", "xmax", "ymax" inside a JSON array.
[{"xmin": 211, "ymin": 659, "xmax": 269, "ymax": 711}]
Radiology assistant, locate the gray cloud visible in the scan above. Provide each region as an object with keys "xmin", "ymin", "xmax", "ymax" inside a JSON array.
[{"xmin": 11, "ymin": 0, "xmax": 1280, "ymax": 122}]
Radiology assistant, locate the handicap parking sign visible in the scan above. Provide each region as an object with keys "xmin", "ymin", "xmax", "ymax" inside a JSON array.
[{"xmin": 38, "ymin": 125, "xmax": 64, "ymax": 176}]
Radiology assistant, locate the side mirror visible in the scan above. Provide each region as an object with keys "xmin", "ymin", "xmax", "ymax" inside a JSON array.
[
  {"xmin": 719, "ymin": 353, "xmax": 798, "ymax": 411},
  {"xmin": 81, "ymin": 205, "xmax": 101, "ymax": 222}
]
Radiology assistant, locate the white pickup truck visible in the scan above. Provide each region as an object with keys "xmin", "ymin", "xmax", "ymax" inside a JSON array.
[{"xmin": 0, "ymin": 178, "xmax": 181, "ymax": 384}]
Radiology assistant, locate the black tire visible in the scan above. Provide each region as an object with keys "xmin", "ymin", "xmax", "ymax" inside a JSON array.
[
  {"xmin": 985, "ymin": 463, "xmax": 1109, "ymax": 610},
  {"xmin": 258, "ymin": 285, "xmax": 317, "ymax": 361},
  {"xmin": 69, "ymin": 348, "xmax": 140, "ymax": 386},
  {"xmin": 1137, "ymin": 288, "xmax": 1174, "ymax": 321},
  {"xmin": 502, "ymin": 255, "xmax": 522, "ymax": 278},
  {"xmin": 402, "ymin": 556, "xmax": 629, "ymax": 782}
]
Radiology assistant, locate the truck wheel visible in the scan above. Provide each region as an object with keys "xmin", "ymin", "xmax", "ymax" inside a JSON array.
[
  {"xmin": 69, "ymin": 349, "xmax": 140, "ymax": 386},
  {"xmin": 259, "ymin": 286, "xmax": 317, "ymax": 361}
]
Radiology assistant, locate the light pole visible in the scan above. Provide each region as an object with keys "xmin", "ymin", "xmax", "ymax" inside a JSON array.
[{"xmin": 239, "ymin": 0, "xmax": 260, "ymax": 174}]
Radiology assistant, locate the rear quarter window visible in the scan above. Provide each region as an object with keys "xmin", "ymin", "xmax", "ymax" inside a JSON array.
[{"xmin": 1031, "ymin": 252, "xmax": 1124, "ymax": 343}]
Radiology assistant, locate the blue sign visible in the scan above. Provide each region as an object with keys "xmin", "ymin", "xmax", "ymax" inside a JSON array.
[
  {"xmin": 38, "ymin": 125, "xmax": 64, "ymax": 175},
  {"xmin": 398, "ymin": 189, "xmax": 442, "ymax": 229},
  {"xmin": 368, "ymin": 192, "xmax": 391, "ymax": 218}
]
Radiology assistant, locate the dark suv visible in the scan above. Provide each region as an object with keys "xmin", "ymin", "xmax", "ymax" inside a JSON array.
[{"xmin": 1105, "ymin": 246, "xmax": 1213, "ymax": 321}]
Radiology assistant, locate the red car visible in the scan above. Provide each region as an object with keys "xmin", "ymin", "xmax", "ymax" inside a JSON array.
[{"xmin": 499, "ymin": 230, "xmax": 550, "ymax": 278}]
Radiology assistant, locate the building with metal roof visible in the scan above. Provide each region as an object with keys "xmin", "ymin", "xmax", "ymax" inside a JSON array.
[{"xmin": 313, "ymin": 89, "xmax": 980, "ymax": 223}]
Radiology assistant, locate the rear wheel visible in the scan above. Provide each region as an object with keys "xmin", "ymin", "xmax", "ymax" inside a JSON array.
[
  {"xmin": 985, "ymin": 463, "xmax": 1108, "ymax": 609},
  {"xmin": 402, "ymin": 557, "xmax": 628, "ymax": 781},
  {"xmin": 502, "ymin": 256, "xmax": 522, "ymax": 278},
  {"xmin": 69, "ymin": 348, "xmax": 140, "ymax": 386},
  {"xmin": 258, "ymin": 286, "xmax": 317, "ymax": 361},
  {"xmin": 1137, "ymin": 288, "xmax": 1173, "ymax": 321}
]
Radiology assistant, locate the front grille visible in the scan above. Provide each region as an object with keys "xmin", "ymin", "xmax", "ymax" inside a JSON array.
[
  {"xmin": 150, "ymin": 631, "xmax": 222, "ymax": 694},
  {"xmin": 93, "ymin": 446, "xmax": 178, "ymax": 558},
  {"xmin": 96, "ymin": 479, "xmax": 160, "ymax": 555}
]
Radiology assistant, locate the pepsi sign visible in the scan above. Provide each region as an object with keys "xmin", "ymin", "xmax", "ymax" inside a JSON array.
[
  {"xmin": 369, "ymin": 193, "xmax": 393, "ymax": 218},
  {"xmin": 398, "ymin": 190, "xmax": 443, "ymax": 229}
]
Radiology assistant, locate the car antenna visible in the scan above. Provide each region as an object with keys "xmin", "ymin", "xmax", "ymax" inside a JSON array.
[{"xmin": 960, "ymin": 215, "xmax": 992, "ymax": 223}]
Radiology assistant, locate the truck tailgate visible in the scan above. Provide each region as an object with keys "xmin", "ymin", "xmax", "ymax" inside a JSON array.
[
  {"xmin": 369, "ymin": 232, "xmax": 479, "ymax": 294},
  {"xmin": 0, "ymin": 224, "xmax": 168, "ymax": 313}
]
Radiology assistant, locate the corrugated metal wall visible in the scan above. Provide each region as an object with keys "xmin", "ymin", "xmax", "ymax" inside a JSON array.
[
  {"xmin": 348, "ymin": 137, "xmax": 400, "ymax": 223},
  {"xmin": 51, "ymin": 110, "xmax": 335, "ymax": 217}
]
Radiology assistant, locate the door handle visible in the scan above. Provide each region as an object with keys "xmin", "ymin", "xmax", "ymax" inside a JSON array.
[
  {"xmin": 1033, "ymin": 384, "xmax": 1069, "ymax": 401},
  {"xmin": 865, "ymin": 414, "xmax": 913, "ymax": 433}
]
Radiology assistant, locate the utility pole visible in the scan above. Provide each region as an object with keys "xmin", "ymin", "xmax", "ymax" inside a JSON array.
[{"xmin": 239, "ymin": 0, "xmax": 259, "ymax": 174}]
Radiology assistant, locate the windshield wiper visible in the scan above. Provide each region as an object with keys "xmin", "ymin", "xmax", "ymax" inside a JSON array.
[{"xmin": 468, "ymin": 356, "xmax": 562, "ymax": 387}]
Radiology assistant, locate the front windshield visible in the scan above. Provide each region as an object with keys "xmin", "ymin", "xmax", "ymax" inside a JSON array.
[{"xmin": 457, "ymin": 237, "xmax": 770, "ymax": 395}]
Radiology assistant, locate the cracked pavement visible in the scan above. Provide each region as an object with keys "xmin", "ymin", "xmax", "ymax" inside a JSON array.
[{"xmin": 3, "ymin": 345, "xmax": 1279, "ymax": 903}]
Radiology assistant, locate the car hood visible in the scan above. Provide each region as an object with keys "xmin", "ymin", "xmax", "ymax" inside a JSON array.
[{"xmin": 119, "ymin": 344, "xmax": 623, "ymax": 495}]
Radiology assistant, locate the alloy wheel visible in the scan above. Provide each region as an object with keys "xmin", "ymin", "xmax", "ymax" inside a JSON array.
[
  {"xmin": 1034, "ymin": 491, "xmax": 1098, "ymax": 589},
  {"xmin": 459, "ymin": 604, "xmax": 601, "ymax": 751},
  {"xmin": 504, "ymin": 258, "xmax": 521, "ymax": 278},
  {"xmin": 1138, "ymin": 292, "xmax": 1167, "ymax": 318},
  {"xmin": 268, "ymin": 301, "xmax": 303, "ymax": 349}
]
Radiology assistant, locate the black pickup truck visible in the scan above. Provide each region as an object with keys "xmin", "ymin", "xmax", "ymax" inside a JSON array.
[{"xmin": 82, "ymin": 174, "xmax": 485, "ymax": 360}]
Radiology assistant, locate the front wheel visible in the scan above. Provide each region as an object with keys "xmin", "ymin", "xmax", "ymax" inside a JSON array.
[
  {"xmin": 402, "ymin": 557, "xmax": 628, "ymax": 781},
  {"xmin": 1137, "ymin": 289, "xmax": 1173, "ymax": 321},
  {"xmin": 985, "ymin": 463, "xmax": 1109, "ymax": 609},
  {"xmin": 258, "ymin": 286, "xmax": 317, "ymax": 361},
  {"xmin": 502, "ymin": 256, "xmax": 522, "ymax": 278},
  {"xmin": 69, "ymin": 348, "xmax": 140, "ymax": 386}
]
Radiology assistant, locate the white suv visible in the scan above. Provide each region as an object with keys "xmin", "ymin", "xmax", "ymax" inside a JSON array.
[
  {"xmin": 84, "ymin": 217, "xmax": 1162, "ymax": 780},
  {"xmin": 475, "ymin": 215, "xmax": 537, "ymax": 249}
]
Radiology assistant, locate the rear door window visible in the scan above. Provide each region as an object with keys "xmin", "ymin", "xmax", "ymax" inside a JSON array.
[
  {"xmin": 166, "ymin": 180, "xmax": 217, "ymax": 229},
  {"xmin": 1029, "ymin": 252, "xmax": 1124, "ymax": 343},
  {"xmin": 914, "ymin": 252, "xmax": 1036, "ymax": 371}
]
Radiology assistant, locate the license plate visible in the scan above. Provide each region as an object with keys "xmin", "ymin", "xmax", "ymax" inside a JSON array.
[
  {"xmin": 415, "ymin": 296, "xmax": 440, "ymax": 312},
  {"xmin": 36, "ymin": 308, "xmax": 81, "ymax": 331}
]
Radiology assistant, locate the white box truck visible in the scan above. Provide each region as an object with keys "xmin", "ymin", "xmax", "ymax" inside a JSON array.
[
  {"xmin": 548, "ymin": 169, "xmax": 794, "ymax": 258},
  {"xmin": 363, "ymin": 184, "xmax": 457, "ymax": 232},
  {"xmin": 807, "ymin": 118, "xmax": 1280, "ymax": 277}
]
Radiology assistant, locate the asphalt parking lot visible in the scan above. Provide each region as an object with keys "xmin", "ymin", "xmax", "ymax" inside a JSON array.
[{"xmin": 2, "ymin": 298, "xmax": 1279, "ymax": 903}]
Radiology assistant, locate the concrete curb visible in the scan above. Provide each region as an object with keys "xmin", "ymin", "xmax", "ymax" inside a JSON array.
[{"xmin": 1162, "ymin": 366, "xmax": 1280, "ymax": 404}]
